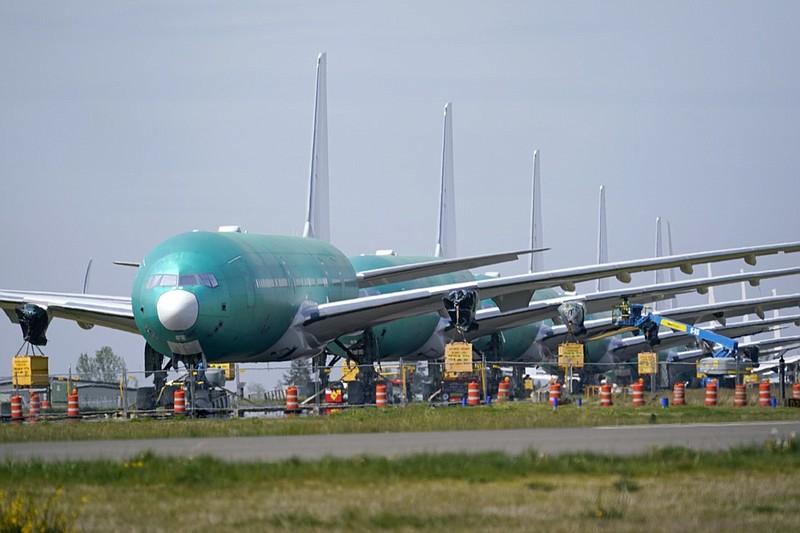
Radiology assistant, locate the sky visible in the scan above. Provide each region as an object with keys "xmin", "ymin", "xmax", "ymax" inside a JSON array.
[{"xmin": 2, "ymin": 2, "xmax": 800, "ymax": 387}]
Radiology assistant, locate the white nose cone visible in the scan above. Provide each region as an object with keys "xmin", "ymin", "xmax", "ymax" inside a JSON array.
[{"xmin": 157, "ymin": 290, "xmax": 199, "ymax": 331}]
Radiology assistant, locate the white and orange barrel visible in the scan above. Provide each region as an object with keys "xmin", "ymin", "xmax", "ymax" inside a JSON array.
[
  {"xmin": 285, "ymin": 385, "xmax": 299, "ymax": 414},
  {"xmin": 375, "ymin": 382, "xmax": 388, "ymax": 408},
  {"xmin": 173, "ymin": 388, "xmax": 186, "ymax": 415},
  {"xmin": 673, "ymin": 382, "xmax": 686, "ymax": 406},
  {"xmin": 467, "ymin": 381, "xmax": 480, "ymax": 406},
  {"xmin": 793, "ymin": 383, "xmax": 800, "ymax": 400},
  {"xmin": 600, "ymin": 384, "xmax": 612, "ymax": 407},
  {"xmin": 10, "ymin": 395, "xmax": 23, "ymax": 421},
  {"xmin": 41, "ymin": 394, "xmax": 50, "ymax": 411},
  {"xmin": 549, "ymin": 382, "xmax": 562, "ymax": 406},
  {"xmin": 704, "ymin": 381, "xmax": 717, "ymax": 406},
  {"xmin": 498, "ymin": 379, "xmax": 510, "ymax": 401},
  {"xmin": 758, "ymin": 380, "xmax": 771, "ymax": 407},
  {"xmin": 28, "ymin": 392, "xmax": 41, "ymax": 420},
  {"xmin": 632, "ymin": 382, "xmax": 645, "ymax": 406},
  {"xmin": 734, "ymin": 384, "xmax": 747, "ymax": 407},
  {"xmin": 67, "ymin": 389, "xmax": 80, "ymax": 418}
]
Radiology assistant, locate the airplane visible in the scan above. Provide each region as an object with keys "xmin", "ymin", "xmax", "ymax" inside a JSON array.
[{"xmin": 3, "ymin": 53, "xmax": 800, "ymax": 383}]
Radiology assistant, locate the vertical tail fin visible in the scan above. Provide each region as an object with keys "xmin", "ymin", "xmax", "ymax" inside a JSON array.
[
  {"xmin": 707, "ymin": 263, "xmax": 717, "ymax": 305},
  {"xmin": 303, "ymin": 53, "xmax": 331, "ymax": 242},
  {"xmin": 434, "ymin": 103, "xmax": 456, "ymax": 258},
  {"xmin": 596, "ymin": 185, "xmax": 608, "ymax": 291},
  {"xmin": 741, "ymin": 271, "xmax": 752, "ymax": 343},
  {"xmin": 654, "ymin": 217, "xmax": 664, "ymax": 284},
  {"xmin": 653, "ymin": 217, "xmax": 675, "ymax": 310},
  {"xmin": 528, "ymin": 150, "xmax": 543, "ymax": 273},
  {"xmin": 772, "ymin": 289, "xmax": 781, "ymax": 340}
]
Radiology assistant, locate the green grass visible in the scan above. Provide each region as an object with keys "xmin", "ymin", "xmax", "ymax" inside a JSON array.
[
  {"xmin": 2, "ymin": 440, "xmax": 799, "ymax": 532},
  {"xmin": 2, "ymin": 397, "xmax": 799, "ymax": 443}
]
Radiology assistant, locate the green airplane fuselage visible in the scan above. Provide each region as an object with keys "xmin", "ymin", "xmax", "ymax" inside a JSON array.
[
  {"xmin": 132, "ymin": 231, "xmax": 358, "ymax": 363},
  {"xmin": 130, "ymin": 230, "xmax": 595, "ymax": 367}
]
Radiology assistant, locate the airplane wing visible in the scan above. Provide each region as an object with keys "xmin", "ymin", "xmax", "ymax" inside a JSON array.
[
  {"xmin": 3, "ymin": 240, "xmax": 800, "ymax": 355},
  {"xmin": 653, "ymin": 293, "xmax": 800, "ymax": 325},
  {"xmin": 303, "ymin": 241, "xmax": 800, "ymax": 346},
  {"xmin": 669, "ymin": 334, "xmax": 800, "ymax": 362},
  {"xmin": 606, "ymin": 314, "xmax": 800, "ymax": 362},
  {"xmin": 0, "ymin": 290, "xmax": 136, "ymax": 333},
  {"xmin": 466, "ymin": 266, "xmax": 800, "ymax": 339},
  {"xmin": 754, "ymin": 352, "xmax": 800, "ymax": 372},
  {"xmin": 355, "ymin": 249, "xmax": 546, "ymax": 288},
  {"xmin": 467, "ymin": 241, "xmax": 800, "ymax": 312}
]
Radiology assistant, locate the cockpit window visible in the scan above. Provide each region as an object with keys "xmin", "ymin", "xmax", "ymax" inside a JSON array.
[
  {"xmin": 179, "ymin": 274, "xmax": 198, "ymax": 286},
  {"xmin": 147, "ymin": 273, "xmax": 218, "ymax": 289},
  {"xmin": 147, "ymin": 274, "xmax": 178, "ymax": 288},
  {"xmin": 198, "ymin": 273, "xmax": 219, "ymax": 288}
]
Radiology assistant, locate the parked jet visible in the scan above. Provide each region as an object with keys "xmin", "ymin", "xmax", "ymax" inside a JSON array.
[{"xmin": 2, "ymin": 53, "xmax": 800, "ymax": 376}]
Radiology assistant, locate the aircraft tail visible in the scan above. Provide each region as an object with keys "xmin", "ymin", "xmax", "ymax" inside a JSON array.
[
  {"xmin": 434, "ymin": 103, "xmax": 456, "ymax": 258},
  {"xmin": 653, "ymin": 217, "xmax": 677, "ymax": 310},
  {"xmin": 596, "ymin": 186, "xmax": 608, "ymax": 291},
  {"xmin": 302, "ymin": 53, "xmax": 331, "ymax": 242},
  {"xmin": 528, "ymin": 150, "xmax": 543, "ymax": 273}
]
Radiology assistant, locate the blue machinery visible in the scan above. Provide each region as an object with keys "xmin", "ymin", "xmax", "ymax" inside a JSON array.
[{"xmin": 612, "ymin": 301, "xmax": 757, "ymax": 377}]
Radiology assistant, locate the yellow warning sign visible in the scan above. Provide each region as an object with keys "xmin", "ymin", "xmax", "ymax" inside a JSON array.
[
  {"xmin": 209, "ymin": 363, "xmax": 235, "ymax": 380},
  {"xmin": 638, "ymin": 352, "xmax": 658, "ymax": 375},
  {"xmin": 558, "ymin": 343, "xmax": 584, "ymax": 368},
  {"xmin": 445, "ymin": 342, "xmax": 474, "ymax": 373},
  {"xmin": 12, "ymin": 355, "xmax": 49, "ymax": 387}
]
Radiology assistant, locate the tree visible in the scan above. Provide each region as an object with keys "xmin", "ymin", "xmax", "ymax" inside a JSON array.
[
  {"xmin": 245, "ymin": 382, "xmax": 266, "ymax": 399},
  {"xmin": 76, "ymin": 346, "xmax": 126, "ymax": 382},
  {"xmin": 279, "ymin": 358, "xmax": 314, "ymax": 398}
]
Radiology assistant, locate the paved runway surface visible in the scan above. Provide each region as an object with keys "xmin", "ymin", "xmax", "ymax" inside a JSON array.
[{"xmin": 2, "ymin": 421, "xmax": 798, "ymax": 462}]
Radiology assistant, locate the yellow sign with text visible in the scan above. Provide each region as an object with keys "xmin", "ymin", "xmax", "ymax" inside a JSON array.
[
  {"xmin": 638, "ymin": 352, "xmax": 658, "ymax": 374},
  {"xmin": 445, "ymin": 342, "xmax": 474, "ymax": 373},
  {"xmin": 558, "ymin": 343, "xmax": 585, "ymax": 368}
]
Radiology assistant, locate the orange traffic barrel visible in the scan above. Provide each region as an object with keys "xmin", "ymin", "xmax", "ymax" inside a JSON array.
[
  {"xmin": 498, "ymin": 379, "xmax": 510, "ymax": 401},
  {"xmin": 734, "ymin": 384, "xmax": 747, "ymax": 407},
  {"xmin": 10, "ymin": 394, "xmax": 23, "ymax": 421},
  {"xmin": 549, "ymin": 382, "xmax": 562, "ymax": 406},
  {"xmin": 173, "ymin": 388, "xmax": 186, "ymax": 415},
  {"xmin": 375, "ymin": 382, "xmax": 388, "ymax": 408},
  {"xmin": 467, "ymin": 381, "xmax": 480, "ymax": 406},
  {"xmin": 284, "ymin": 385, "xmax": 299, "ymax": 414},
  {"xmin": 704, "ymin": 381, "xmax": 717, "ymax": 406},
  {"xmin": 600, "ymin": 384, "xmax": 612, "ymax": 407},
  {"xmin": 793, "ymin": 383, "xmax": 800, "ymax": 400},
  {"xmin": 758, "ymin": 380, "xmax": 771, "ymax": 407},
  {"xmin": 42, "ymin": 395, "xmax": 50, "ymax": 410},
  {"xmin": 67, "ymin": 390, "xmax": 80, "ymax": 418},
  {"xmin": 632, "ymin": 382, "xmax": 645, "ymax": 406},
  {"xmin": 673, "ymin": 382, "xmax": 686, "ymax": 406},
  {"xmin": 28, "ymin": 392, "xmax": 41, "ymax": 420}
]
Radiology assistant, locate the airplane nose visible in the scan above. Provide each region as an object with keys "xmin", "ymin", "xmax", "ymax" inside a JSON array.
[{"xmin": 156, "ymin": 289, "xmax": 199, "ymax": 331}]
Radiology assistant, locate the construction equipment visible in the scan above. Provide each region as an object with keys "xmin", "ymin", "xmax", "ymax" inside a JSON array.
[{"xmin": 612, "ymin": 300, "xmax": 755, "ymax": 376}]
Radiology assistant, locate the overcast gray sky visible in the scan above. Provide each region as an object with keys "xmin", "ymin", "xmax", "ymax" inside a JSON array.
[{"xmin": 2, "ymin": 2, "xmax": 799, "ymax": 383}]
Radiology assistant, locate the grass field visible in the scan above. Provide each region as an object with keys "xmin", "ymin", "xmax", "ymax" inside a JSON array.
[
  {"xmin": 2, "ymin": 389, "xmax": 799, "ymax": 443},
  {"xmin": 2, "ymin": 392, "xmax": 799, "ymax": 532},
  {"xmin": 2, "ymin": 441, "xmax": 799, "ymax": 532}
]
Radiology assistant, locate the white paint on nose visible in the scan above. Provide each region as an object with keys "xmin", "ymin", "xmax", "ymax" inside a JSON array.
[{"xmin": 157, "ymin": 289, "xmax": 199, "ymax": 331}]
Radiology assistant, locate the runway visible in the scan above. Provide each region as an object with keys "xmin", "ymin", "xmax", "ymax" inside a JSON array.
[{"xmin": 2, "ymin": 420, "xmax": 798, "ymax": 462}]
